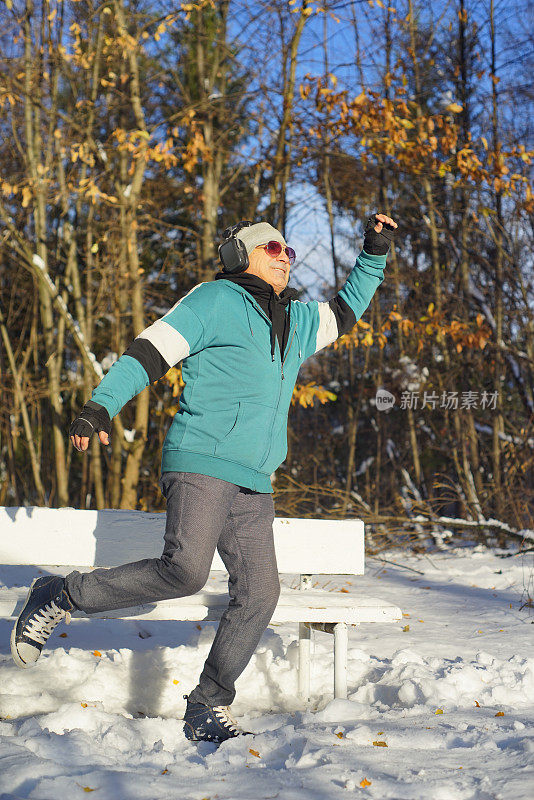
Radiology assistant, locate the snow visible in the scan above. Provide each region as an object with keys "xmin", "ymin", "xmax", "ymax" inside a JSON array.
[
  {"xmin": 32, "ymin": 254, "xmax": 45, "ymax": 271},
  {"xmin": 474, "ymin": 421, "xmax": 534, "ymax": 449},
  {"xmin": 100, "ymin": 352, "xmax": 118, "ymax": 373},
  {"xmin": 390, "ymin": 356, "xmax": 429, "ymax": 392},
  {"xmin": 1, "ymin": 523, "xmax": 533, "ymax": 799}
]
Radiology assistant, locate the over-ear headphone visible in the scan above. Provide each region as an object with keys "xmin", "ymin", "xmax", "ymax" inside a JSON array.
[{"xmin": 218, "ymin": 220, "xmax": 253, "ymax": 273}]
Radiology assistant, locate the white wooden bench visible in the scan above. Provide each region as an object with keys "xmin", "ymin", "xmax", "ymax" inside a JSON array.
[{"xmin": 0, "ymin": 507, "xmax": 402, "ymax": 701}]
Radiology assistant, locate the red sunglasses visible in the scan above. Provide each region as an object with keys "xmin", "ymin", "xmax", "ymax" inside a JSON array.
[{"xmin": 263, "ymin": 240, "xmax": 296, "ymax": 265}]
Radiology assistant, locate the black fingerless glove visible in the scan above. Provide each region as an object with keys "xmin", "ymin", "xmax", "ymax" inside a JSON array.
[
  {"xmin": 363, "ymin": 214, "xmax": 396, "ymax": 255},
  {"xmin": 69, "ymin": 400, "xmax": 112, "ymax": 440}
]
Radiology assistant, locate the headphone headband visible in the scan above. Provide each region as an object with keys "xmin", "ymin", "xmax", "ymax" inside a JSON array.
[{"xmin": 222, "ymin": 220, "xmax": 253, "ymax": 241}]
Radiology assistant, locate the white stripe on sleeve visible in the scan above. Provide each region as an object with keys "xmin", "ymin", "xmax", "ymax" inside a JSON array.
[
  {"xmin": 137, "ymin": 319, "xmax": 190, "ymax": 366},
  {"xmin": 136, "ymin": 283, "xmax": 206, "ymax": 366},
  {"xmin": 314, "ymin": 301, "xmax": 339, "ymax": 354}
]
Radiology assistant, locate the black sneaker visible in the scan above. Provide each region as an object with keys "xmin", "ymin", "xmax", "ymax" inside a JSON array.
[
  {"xmin": 183, "ymin": 694, "xmax": 253, "ymax": 744},
  {"xmin": 11, "ymin": 576, "xmax": 75, "ymax": 668}
]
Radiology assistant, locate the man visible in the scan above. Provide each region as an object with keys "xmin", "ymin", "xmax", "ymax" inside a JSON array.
[{"xmin": 11, "ymin": 213, "xmax": 397, "ymax": 743}]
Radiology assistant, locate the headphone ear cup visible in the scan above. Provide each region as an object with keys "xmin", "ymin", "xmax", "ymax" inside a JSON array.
[{"xmin": 218, "ymin": 238, "xmax": 249, "ymax": 273}]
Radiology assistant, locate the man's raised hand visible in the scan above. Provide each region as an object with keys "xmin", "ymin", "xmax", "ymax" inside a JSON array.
[
  {"xmin": 363, "ymin": 213, "xmax": 398, "ymax": 255},
  {"xmin": 69, "ymin": 400, "xmax": 111, "ymax": 452}
]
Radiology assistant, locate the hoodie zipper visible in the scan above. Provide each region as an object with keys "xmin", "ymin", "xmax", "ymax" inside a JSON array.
[{"xmin": 258, "ymin": 332, "xmax": 288, "ymax": 470}]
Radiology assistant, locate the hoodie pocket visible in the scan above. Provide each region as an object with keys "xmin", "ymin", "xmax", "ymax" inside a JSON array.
[
  {"xmin": 177, "ymin": 405, "xmax": 240, "ymax": 455},
  {"xmin": 214, "ymin": 401, "xmax": 274, "ymax": 468}
]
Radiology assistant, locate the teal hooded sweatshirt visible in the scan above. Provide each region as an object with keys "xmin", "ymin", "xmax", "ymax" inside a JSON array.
[{"xmin": 91, "ymin": 249, "xmax": 387, "ymax": 493}]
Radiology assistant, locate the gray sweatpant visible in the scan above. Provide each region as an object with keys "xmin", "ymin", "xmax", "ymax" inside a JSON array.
[{"xmin": 64, "ymin": 472, "xmax": 280, "ymax": 707}]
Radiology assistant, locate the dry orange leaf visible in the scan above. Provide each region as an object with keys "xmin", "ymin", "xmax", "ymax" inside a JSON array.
[
  {"xmin": 172, "ymin": 680, "xmax": 179, "ymax": 685},
  {"xmin": 372, "ymin": 741, "xmax": 387, "ymax": 747},
  {"xmin": 340, "ymin": 588, "xmax": 349, "ymax": 593},
  {"xmin": 59, "ymin": 633, "xmax": 68, "ymax": 638},
  {"xmin": 495, "ymin": 712, "xmax": 504, "ymax": 717},
  {"xmin": 360, "ymin": 778, "xmax": 372, "ymax": 787},
  {"xmin": 402, "ymin": 625, "xmax": 410, "ymax": 632},
  {"xmin": 161, "ymin": 769, "xmax": 168, "ymax": 774},
  {"xmin": 335, "ymin": 731, "xmax": 343, "ymax": 739},
  {"xmin": 435, "ymin": 709, "xmax": 444, "ymax": 715},
  {"xmin": 92, "ymin": 650, "xmax": 101, "ymax": 657},
  {"xmin": 475, "ymin": 701, "xmax": 480, "ymax": 708},
  {"xmin": 249, "ymin": 748, "xmax": 261, "ymax": 758},
  {"xmin": 81, "ymin": 703, "xmax": 87, "ymax": 708}
]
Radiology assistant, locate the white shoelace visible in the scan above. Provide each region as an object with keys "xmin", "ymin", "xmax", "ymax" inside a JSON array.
[
  {"xmin": 213, "ymin": 705, "xmax": 240, "ymax": 734},
  {"xmin": 25, "ymin": 601, "xmax": 71, "ymax": 645}
]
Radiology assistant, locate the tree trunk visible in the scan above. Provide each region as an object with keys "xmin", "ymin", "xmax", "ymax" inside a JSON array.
[
  {"xmin": 268, "ymin": 1, "xmax": 310, "ymax": 232},
  {"xmin": 490, "ymin": 0, "xmax": 505, "ymax": 519},
  {"xmin": 24, "ymin": 0, "xmax": 68, "ymax": 505},
  {"xmin": 114, "ymin": 0, "xmax": 150, "ymax": 509},
  {"xmin": 0, "ymin": 304, "xmax": 46, "ymax": 504}
]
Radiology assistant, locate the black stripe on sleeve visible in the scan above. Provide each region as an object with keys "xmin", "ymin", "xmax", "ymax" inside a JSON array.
[
  {"xmin": 122, "ymin": 339, "xmax": 171, "ymax": 383},
  {"xmin": 328, "ymin": 295, "xmax": 357, "ymax": 337}
]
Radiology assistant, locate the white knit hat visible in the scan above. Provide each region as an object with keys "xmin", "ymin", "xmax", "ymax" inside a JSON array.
[{"xmin": 235, "ymin": 222, "xmax": 286, "ymax": 256}]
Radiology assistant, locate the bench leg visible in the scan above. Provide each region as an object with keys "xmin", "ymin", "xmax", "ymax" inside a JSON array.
[
  {"xmin": 333, "ymin": 622, "xmax": 348, "ymax": 699},
  {"xmin": 298, "ymin": 622, "xmax": 311, "ymax": 702}
]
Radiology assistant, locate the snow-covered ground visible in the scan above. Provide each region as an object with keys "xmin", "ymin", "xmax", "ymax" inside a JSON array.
[{"xmin": 1, "ymin": 541, "xmax": 533, "ymax": 800}]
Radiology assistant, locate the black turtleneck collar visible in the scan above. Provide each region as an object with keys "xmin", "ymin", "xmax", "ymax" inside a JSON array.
[{"xmin": 215, "ymin": 271, "xmax": 299, "ymax": 361}]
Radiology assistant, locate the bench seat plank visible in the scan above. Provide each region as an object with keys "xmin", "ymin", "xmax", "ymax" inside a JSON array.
[{"xmin": 0, "ymin": 587, "xmax": 402, "ymax": 624}]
